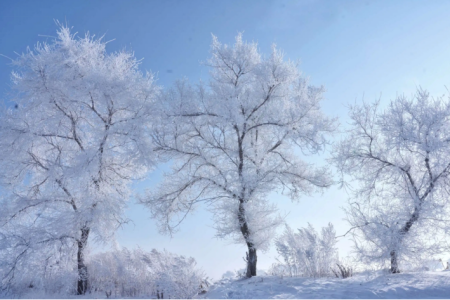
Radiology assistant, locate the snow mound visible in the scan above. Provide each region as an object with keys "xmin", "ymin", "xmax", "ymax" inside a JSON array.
[{"xmin": 200, "ymin": 271, "xmax": 450, "ymax": 299}]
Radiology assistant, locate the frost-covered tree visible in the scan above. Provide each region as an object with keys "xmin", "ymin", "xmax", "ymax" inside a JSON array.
[
  {"xmin": 333, "ymin": 89, "xmax": 450, "ymax": 273},
  {"xmin": 141, "ymin": 34, "xmax": 335, "ymax": 277},
  {"xmin": 0, "ymin": 25, "xmax": 157, "ymax": 294}
]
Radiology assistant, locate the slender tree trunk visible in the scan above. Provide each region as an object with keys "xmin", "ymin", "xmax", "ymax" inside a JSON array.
[
  {"xmin": 246, "ymin": 247, "xmax": 257, "ymax": 277},
  {"xmin": 77, "ymin": 226, "xmax": 90, "ymax": 295},
  {"xmin": 238, "ymin": 200, "xmax": 257, "ymax": 277},
  {"xmin": 389, "ymin": 206, "xmax": 421, "ymax": 274},
  {"xmin": 390, "ymin": 250, "xmax": 400, "ymax": 273}
]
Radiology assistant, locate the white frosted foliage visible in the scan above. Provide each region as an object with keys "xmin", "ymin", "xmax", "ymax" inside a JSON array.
[
  {"xmin": 142, "ymin": 34, "xmax": 335, "ymax": 276},
  {"xmin": 333, "ymin": 89, "xmax": 450, "ymax": 272},
  {"xmin": 0, "ymin": 25, "xmax": 158, "ymax": 292}
]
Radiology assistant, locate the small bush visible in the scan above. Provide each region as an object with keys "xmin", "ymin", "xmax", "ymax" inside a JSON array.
[
  {"xmin": 331, "ymin": 263, "xmax": 353, "ymax": 278},
  {"xmin": 275, "ymin": 223, "xmax": 338, "ymax": 278},
  {"xmin": 88, "ymin": 248, "xmax": 205, "ymax": 299}
]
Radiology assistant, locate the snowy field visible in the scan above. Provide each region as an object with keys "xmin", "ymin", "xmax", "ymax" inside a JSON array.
[
  {"xmin": 4, "ymin": 270, "xmax": 450, "ymax": 299},
  {"xmin": 201, "ymin": 271, "xmax": 450, "ymax": 299}
]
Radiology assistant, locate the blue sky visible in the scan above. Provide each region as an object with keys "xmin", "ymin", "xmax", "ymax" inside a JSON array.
[{"xmin": 2, "ymin": 0, "xmax": 450, "ymax": 279}]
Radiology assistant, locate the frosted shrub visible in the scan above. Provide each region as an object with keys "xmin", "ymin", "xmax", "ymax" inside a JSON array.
[
  {"xmin": 88, "ymin": 248, "xmax": 204, "ymax": 299},
  {"xmin": 0, "ymin": 241, "xmax": 78, "ymax": 297},
  {"xmin": 331, "ymin": 263, "xmax": 353, "ymax": 278},
  {"xmin": 1, "ymin": 247, "xmax": 204, "ymax": 298},
  {"xmin": 275, "ymin": 223, "xmax": 338, "ymax": 277}
]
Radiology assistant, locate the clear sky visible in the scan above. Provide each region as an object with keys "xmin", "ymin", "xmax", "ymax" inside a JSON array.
[{"xmin": 2, "ymin": 0, "xmax": 450, "ymax": 279}]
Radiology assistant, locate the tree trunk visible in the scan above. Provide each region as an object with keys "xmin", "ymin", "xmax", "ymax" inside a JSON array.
[
  {"xmin": 390, "ymin": 250, "xmax": 400, "ymax": 273},
  {"xmin": 389, "ymin": 206, "xmax": 421, "ymax": 274},
  {"xmin": 238, "ymin": 200, "xmax": 257, "ymax": 277},
  {"xmin": 77, "ymin": 226, "xmax": 90, "ymax": 295},
  {"xmin": 246, "ymin": 247, "xmax": 257, "ymax": 277}
]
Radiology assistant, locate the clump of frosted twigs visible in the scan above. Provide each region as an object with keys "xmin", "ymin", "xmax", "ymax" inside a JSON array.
[
  {"xmin": 331, "ymin": 263, "xmax": 353, "ymax": 279},
  {"xmin": 275, "ymin": 223, "xmax": 339, "ymax": 278}
]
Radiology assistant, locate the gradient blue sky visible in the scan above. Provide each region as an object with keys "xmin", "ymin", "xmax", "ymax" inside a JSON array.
[{"xmin": 2, "ymin": 0, "xmax": 450, "ymax": 279}]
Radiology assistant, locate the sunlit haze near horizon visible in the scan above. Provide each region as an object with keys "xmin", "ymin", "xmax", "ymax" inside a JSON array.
[{"xmin": 2, "ymin": 0, "xmax": 450, "ymax": 279}]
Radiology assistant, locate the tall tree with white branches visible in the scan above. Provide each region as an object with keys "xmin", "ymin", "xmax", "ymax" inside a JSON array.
[
  {"xmin": 0, "ymin": 25, "xmax": 158, "ymax": 294},
  {"xmin": 333, "ymin": 89, "xmax": 450, "ymax": 273},
  {"xmin": 141, "ymin": 34, "xmax": 335, "ymax": 277}
]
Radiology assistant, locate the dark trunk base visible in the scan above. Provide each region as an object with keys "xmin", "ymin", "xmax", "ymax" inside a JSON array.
[
  {"xmin": 390, "ymin": 250, "xmax": 400, "ymax": 274},
  {"xmin": 246, "ymin": 248, "xmax": 257, "ymax": 278},
  {"xmin": 77, "ymin": 276, "xmax": 88, "ymax": 295},
  {"xmin": 77, "ymin": 227, "xmax": 90, "ymax": 295}
]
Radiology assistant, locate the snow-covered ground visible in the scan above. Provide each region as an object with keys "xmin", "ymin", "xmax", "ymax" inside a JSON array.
[
  {"xmin": 2, "ymin": 272, "xmax": 450, "ymax": 300},
  {"xmin": 201, "ymin": 271, "xmax": 450, "ymax": 299}
]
